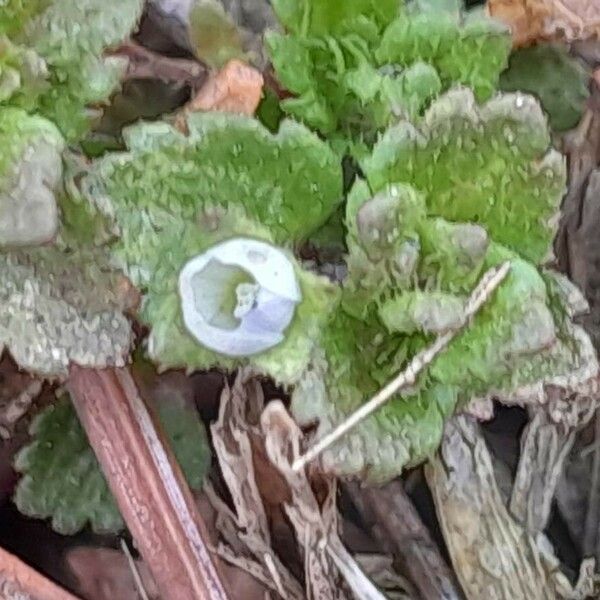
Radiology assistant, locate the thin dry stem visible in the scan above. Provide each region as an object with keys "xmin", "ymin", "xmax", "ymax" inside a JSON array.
[
  {"xmin": 120, "ymin": 538, "xmax": 150, "ymax": 600},
  {"xmin": 292, "ymin": 261, "xmax": 511, "ymax": 472}
]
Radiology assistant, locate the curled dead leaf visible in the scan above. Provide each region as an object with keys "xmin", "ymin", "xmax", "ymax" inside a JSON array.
[
  {"xmin": 487, "ymin": 0, "xmax": 600, "ymax": 46},
  {"xmin": 209, "ymin": 372, "xmax": 304, "ymax": 599},
  {"xmin": 176, "ymin": 58, "xmax": 263, "ymax": 132},
  {"xmin": 261, "ymin": 400, "xmax": 388, "ymax": 600}
]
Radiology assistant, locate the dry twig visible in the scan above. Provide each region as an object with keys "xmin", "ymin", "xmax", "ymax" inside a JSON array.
[
  {"xmin": 120, "ymin": 539, "xmax": 151, "ymax": 600},
  {"xmin": 68, "ymin": 366, "xmax": 229, "ymax": 600},
  {"xmin": 109, "ymin": 41, "xmax": 207, "ymax": 88},
  {"xmin": 0, "ymin": 546, "xmax": 80, "ymax": 600}
]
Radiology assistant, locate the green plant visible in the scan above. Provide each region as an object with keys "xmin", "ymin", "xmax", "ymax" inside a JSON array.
[
  {"xmin": 290, "ymin": 90, "xmax": 596, "ymax": 480},
  {"xmin": 0, "ymin": 0, "xmax": 144, "ymax": 139},
  {"xmin": 499, "ymin": 43, "xmax": 590, "ymax": 131},
  {"xmin": 0, "ymin": 0, "xmax": 596, "ymax": 528},
  {"xmin": 14, "ymin": 395, "xmax": 210, "ymax": 534},
  {"xmin": 266, "ymin": 0, "xmax": 511, "ymax": 146}
]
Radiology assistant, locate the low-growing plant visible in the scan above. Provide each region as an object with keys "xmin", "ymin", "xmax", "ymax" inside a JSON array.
[{"xmin": 1, "ymin": 0, "xmax": 596, "ymax": 533}]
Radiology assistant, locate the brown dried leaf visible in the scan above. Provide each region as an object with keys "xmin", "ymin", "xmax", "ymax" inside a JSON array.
[
  {"xmin": 210, "ymin": 372, "xmax": 304, "ymax": 600},
  {"xmin": 426, "ymin": 415, "xmax": 597, "ymax": 600},
  {"xmin": 261, "ymin": 401, "xmax": 387, "ymax": 600},
  {"xmin": 196, "ymin": 491, "xmax": 273, "ymax": 600},
  {"xmin": 353, "ymin": 555, "xmax": 415, "ymax": 600},
  {"xmin": 487, "ymin": 0, "xmax": 600, "ymax": 46},
  {"xmin": 510, "ymin": 391, "xmax": 597, "ymax": 533},
  {"xmin": 181, "ymin": 58, "xmax": 263, "ymax": 121}
]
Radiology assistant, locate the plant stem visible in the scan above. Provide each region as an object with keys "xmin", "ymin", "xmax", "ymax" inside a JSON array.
[
  {"xmin": 68, "ymin": 366, "xmax": 230, "ymax": 600},
  {"xmin": 0, "ymin": 545, "xmax": 81, "ymax": 600}
]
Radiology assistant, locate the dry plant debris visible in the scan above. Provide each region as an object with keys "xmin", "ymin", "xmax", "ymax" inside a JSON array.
[
  {"xmin": 0, "ymin": 545, "xmax": 80, "ymax": 600},
  {"xmin": 262, "ymin": 400, "xmax": 387, "ymax": 600},
  {"xmin": 209, "ymin": 371, "xmax": 393, "ymax": 599},
  {"xmin": 3, "ymin": 1, "xmax": 600, "ymax": 597},
  {"xmin": 209, "ymin": 372, "xmax": 304, "ymax": 599},
  {"xmin": 177, "ymin": 58, "xmax": 264, "ymax": 130},
  {"xmin": 67, "ymin": 366, "xmax": 229, "ymax": 600},
  {"xmin": 0, "ymin": 355, "xmax": 42, "ymax": 440},
  {"xmin": 487, "ymin": 0, "xmax": 600, "ymax": 46},
  {"xmin": 346, "ymin": 479, "xmax": 462, "ymax": 600},
  {"xmin": 510, "ymin": 389, "xmax": 598, "ymax": 533},
  {"xmin": 426, "ymin": 415, "xmax": 600, "ymax": 600},
  {"xmin": 66, "ymin": 546, "xmax": 159, "ymax": 600}
]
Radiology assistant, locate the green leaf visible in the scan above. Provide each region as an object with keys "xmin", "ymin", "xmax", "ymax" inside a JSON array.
[
  {"xmin": 267, "ymin": 0, "xmax": 510, "ymax": 143},
  {"xmin": 256, "ymin": 85, "xmax": 285, "ymax": 132},
  {"xmin": 187, "ymin": 0, "xmax": 246, "ymax": 68},
  {"xmin": 0, "ymin": 0, "xmax": 50, "ymax": 38},
  {"xmin": 14, "ymin": 395, "xmax": 211, "ymax": 535},
  {"xmin": 0, "ymin": 36, "xmax": 47, "ymax": 108},
  {"xmin": 499, "ymin": 43, "xmax": 590, "ymax": 132},
  {"xmin": 80, "ymin": 112, "xmax": 343, "ymax": 256},
  {"xmin": 376, "ymin": 5, "xmax": 510, "ymax": 102},
  {"xmin": 292, "ymin": 217, "xmax": 595, "ymax": 480},
  {"xmin": 291, "ymin": 308, "xmax": 460, "ymax": 482},
  {"xmin": 289, "ymin": 93, "xmax": 594, "ymax": 480},
  {"xmin": 0, "ymin": 246, "xmax": 133, "ymax": 376},
  {"xmin": 1, "ymin": 0, "xmax": 144, "ymax": 140},
  {"xmin": 0, "ymin": 107, "xmax": 64, "ymax": 246},
  {"xmin": 74, "ymin": 114, "xmax": 342, "ymax": 384},
  {"xmin": 270, "ymin": 0, "xmax": 399, "ymax": 36},
  {"xmin": 362, "ymin": 88, "xmax": 565, "ymax": 264}
]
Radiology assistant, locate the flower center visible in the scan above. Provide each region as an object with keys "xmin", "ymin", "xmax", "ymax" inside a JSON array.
[{"xmin": 233, "ymin": 282, "xmax": 260, "ymax": 319}]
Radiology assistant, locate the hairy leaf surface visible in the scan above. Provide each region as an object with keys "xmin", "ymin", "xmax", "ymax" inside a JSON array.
[
  {"xmin": 0, "ymin": 107, "xmax": 64, "ymax": 246},
  {"xmin": 0, "ymin": 0, "xmax": 143, "ymax": 139},
  {"xmin": 291, "ymin": 91, "xmax": 596, "ymax": 481},
  {"xmin": 0, "ymin": 246, "xmax": 134, "ymax": 376},
  {"xmin": 81, "ymin": 113, "xmax": 343, "ymax": 254}
]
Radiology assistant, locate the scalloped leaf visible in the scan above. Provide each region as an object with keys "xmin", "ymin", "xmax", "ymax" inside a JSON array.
[
  {"xmin": 74, "ymin": 114, "xmax": 342, "ymax": 385},
  {"xmin": 14, "ymin": 395, "xmax": 211, "ymax": 535},
  {"xmin": 292, "ymin": 207, "xmax": 596, "ymax": 481},
  {"xmin": 0, "ymin": 246, "xmax": 134, "ymax": 376},
  {"xmin": 290, "ymin": 93, "xmax": 595, "ymax": 480},
  {"xmin": 362, "ymin": 88, "xmax": 566, "ymax": 264},
  {"xmin": 80, "ymin": 112, "xmax": 343, "ymax": 259},
  {"xmin": 267, "ymin": 0, "xmax": 510, "ymax": 141},
  {"xmin": 0, "ymin": 0, "xmax": 144, "ymax": 139},
  {"xmin": 376, "ymin": 3, "xmax": 510, "ymax": 101}
]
